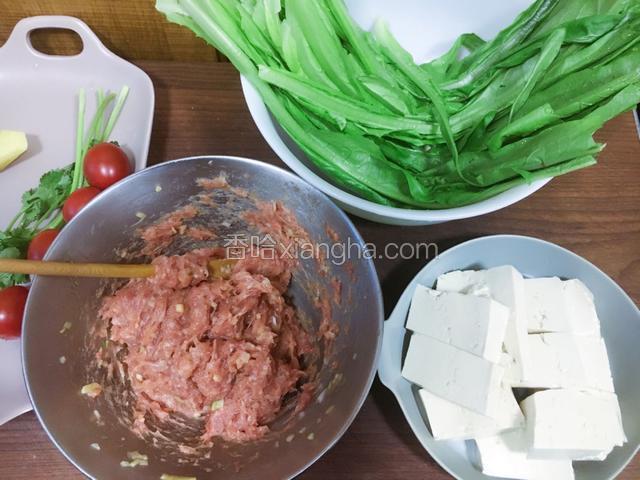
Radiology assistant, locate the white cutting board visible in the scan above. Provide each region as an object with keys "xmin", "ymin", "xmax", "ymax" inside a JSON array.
[{"xmin": 0, "ymin": 16, "xmax": 154, "ymax": 425}]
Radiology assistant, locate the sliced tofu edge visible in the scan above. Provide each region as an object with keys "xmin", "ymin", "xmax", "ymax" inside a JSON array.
[
  {"xmin": 509, "ymin": 333, "xmax": 615, "ymax": 393},
  {"xmin": 406, "ymin": 285, "xmax": 509, "ymax": 363},
  {"xmin": 524, "ymin": 277, "xmax": 568, "ymax": 334},
  {"xmin": 437, "ymin": 266, "xmax": 532, "ymax": 385},
  {"xmin": 476, "ymin": 429, "xmax": 575, "ymax": 480},
  {"xmin": 562, "ymin": 279, "xmax": 601, "ymax": 336},
  {"xmin": 521, "ymin": 389, "xmax": 627, "ymax": 462},
  {"xmin": 418, "ymin": 386, "xmax": 524, "ymax": 441},
  {"xmin": 401, "ymin": 333, "xmax": 506, "ymax": 416}
]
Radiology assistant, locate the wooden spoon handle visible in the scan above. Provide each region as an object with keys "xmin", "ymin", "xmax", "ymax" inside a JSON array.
[
  {"xmin": 0, "ymin": 258, "xmax": 237, "ymax": 279},
  {"xmin": 0, "ymin": 258, "xmax": 155, "ymax": 278}
]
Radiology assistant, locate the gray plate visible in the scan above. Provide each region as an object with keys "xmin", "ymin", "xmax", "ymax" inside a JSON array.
[{"xmin": 378, "ymin": 235, "xmax": 640, "ymax": 480}]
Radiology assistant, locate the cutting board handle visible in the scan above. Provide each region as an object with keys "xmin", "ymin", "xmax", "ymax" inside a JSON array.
[{"xmin": 0, "ymin": 16, "xmax": 110, "ymax": 60}]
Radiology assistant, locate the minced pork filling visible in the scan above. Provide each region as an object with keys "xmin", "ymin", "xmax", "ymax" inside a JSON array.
[{"xmin": 100, "ymin": 247, "xmax": 314, "ymax": 443}]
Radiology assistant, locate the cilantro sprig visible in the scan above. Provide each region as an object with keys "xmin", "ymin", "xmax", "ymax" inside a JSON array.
[{"xmin": 0, "ymin": 86, "xmax": 129, "ymax": 288}]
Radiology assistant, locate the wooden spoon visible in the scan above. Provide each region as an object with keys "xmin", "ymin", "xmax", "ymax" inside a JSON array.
[{"xmin": 0, "ymin": 258, "xmax": 237, "ymax": 280}]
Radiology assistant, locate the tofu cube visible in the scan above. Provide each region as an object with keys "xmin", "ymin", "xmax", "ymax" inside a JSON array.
[
  {"xmin": 563, "ymin": 279, "xmax": 601, "ymax": 336},
  {"xmin": 525, "ymin": 277, "xmax": 568, "ymax": 333},
  {"xmin": 522, "ymin": 389, "xmax": 626, "ymax": 461},
  {"xmin": 517, "ymin": 333, "xmax": 614, "ymax": 392},
  {"xmin": 476, "ymin": 428, "xmax": 575, "ymax": 480},
  {"xmin": 437, "ymin": 266, "xmax": 531, "ymax": 383},
  {"xmin": 406, "ymin": 286, "xmax": 509, "ymax": 363},
  {"xmin": 402, "ymin": 333, "xmax": 505, "ymax": 416},
  {"xmin": 419, "ymin": 385, "xmax": 524, "ymax": 441},
  {"xmin": 525, "ymin": 277, "xmax": 601, "ymax": 335}
]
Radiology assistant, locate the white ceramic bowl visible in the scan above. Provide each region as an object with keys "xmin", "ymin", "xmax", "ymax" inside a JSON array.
[
  {"xmin": 241, "ymin": 0, "xmax": 548, "ymax": 226},
  {"xmin": 378, "ymin": 235, "xmax": 640, "ymax": 480}
]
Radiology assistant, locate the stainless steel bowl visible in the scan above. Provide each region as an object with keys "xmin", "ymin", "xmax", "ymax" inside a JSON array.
[{"xmin": 22, "ymin": 156, "xmax": 383, "ymax": 479}]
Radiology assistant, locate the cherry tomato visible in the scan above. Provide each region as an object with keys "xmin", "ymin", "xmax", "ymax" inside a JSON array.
[
  {"xmin": 0, "ymin": 286, "xmax": 29, "ymax": 339},
  {"xmin": 83, "ymin": 142, "xmax": 132, "ymax": 189},
  {"xmin": 27, "ymin": 229, "xmax": 60, "ymax": 261},
  {"xmin": 62, "ymin": 186, "xmax": 101, "ymax": 222}
]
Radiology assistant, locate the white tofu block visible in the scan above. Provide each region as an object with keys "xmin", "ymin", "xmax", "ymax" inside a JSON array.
[
  {"xmin": 517, "ymin": 333, "xmax": 614, "ymax": 392},
  {"xmin": 406, "ymin": 286, "xmax": 509, "ymax": 363},
  {"xmin": 522, "ymin": 389, "xmax": 626, "ymax": 461},
  {"xmin": 437, "ymin": 266, "xmax": 531, "ymax": 383},
  {"xmin": 525, "ymin": 277, "xmax": 601, "ymax": 335},
  {"xmin": 476, "ymin": 429, "xmax": 575, "ymax": 480},
  {"xmin": 525, "ymin": 277, "xmax": 568, "ymax": 333},
  {"xmin": 419, "ymin": 385, "xmax": 524, "ymax": 441},
  {"xmin": 578, "ymin": 335, "xmax": 615, "ymax": 393},
  {"xmin": 402, "ymin": 333, "xmax": 505, "ymax": 416},
  {"xmin": 563, "ymin": 279, "xmax": 601, "ymax": 336}
]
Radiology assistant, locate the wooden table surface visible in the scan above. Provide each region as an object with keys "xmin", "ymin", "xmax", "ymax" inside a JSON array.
[{"xmin": 0, "ymin": 61, "xmax": 639, "ymax": 480}]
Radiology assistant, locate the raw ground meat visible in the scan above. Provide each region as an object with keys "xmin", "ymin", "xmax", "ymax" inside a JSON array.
[
  {"xmin": 95, "ymin": 185, "xmax": 339, "ymax": 447},
  {"xmin": 100, "ymin": 248, "xmax": 315, "ymax": 443}
]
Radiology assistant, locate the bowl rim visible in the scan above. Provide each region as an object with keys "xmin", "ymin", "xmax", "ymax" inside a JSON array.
[
  {"xmin": 378, "ymin": 234, "xmax": 640, "ymax": 480},
  {"xmin": 22, "ymin": 155, "xmax": 385, "ymax": 480},
  {"xmin": 240, "ymin": 77, "xmax": 551, "ymax": 223}
]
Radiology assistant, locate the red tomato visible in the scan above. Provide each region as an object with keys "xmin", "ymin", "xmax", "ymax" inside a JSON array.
[
  {"xmin": 27, "ymin": 229, "xmax": 60, "ymax": 261},
  {"xmin": 83, "ymin": 142, "xmax": 132, "ymax": 189},
  {"xmin": 62, "ymin": 186, "xmax": 101, "ymax": 222},
  {"xmin": 0, "ymin": 286, "xmax": 29, "ymax": 339}
]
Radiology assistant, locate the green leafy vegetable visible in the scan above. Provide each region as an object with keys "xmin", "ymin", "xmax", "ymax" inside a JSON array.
[
  {"xmin": 156, "ymin": 0, "xmax": 640, "ymax": 210},
  {"xmin": 0, "ymin": 230, "xmax": 31, "ymax": 287}
]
